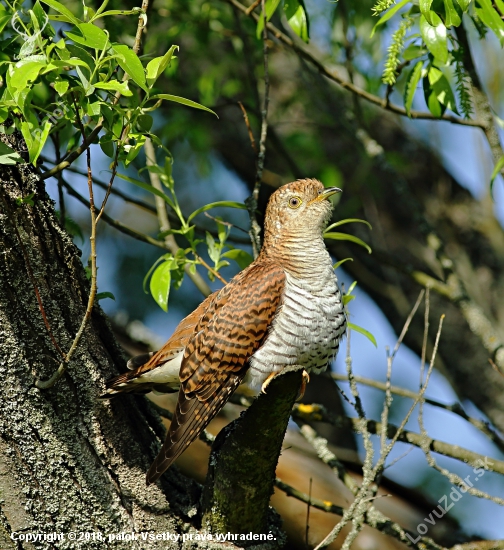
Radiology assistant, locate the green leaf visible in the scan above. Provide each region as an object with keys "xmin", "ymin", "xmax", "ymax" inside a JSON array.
[
  {"xmin": 443, "ymin": 0, "xmax": 462, "ymax": 27},
  {"xmin": 0, "ymin": 14, "xmax": 11, "ymax": 34},
  {"xmin": 96, "ymin": 1, "xmax": 113, "ymax": 17},
  {"xmin": 137, "ymin": 114, "xmax": 153, "ymax": 132},
  {"xmin": 149, "ymin": 94, "xmax": 218, "ymax": 117},
  {"xmin": 404, "ymin": 60, "xmax": 424, "ymax": 116},
  {"xmin": 0, "ymin": 142, "xmax": 23, "ymax": 165},
  {"xmin": 99, "ymin": 134, "xmax": 114, "ymax": 158},
  {"xmin": 112, "ymin": 44, "xmax": 147, "ymax": 91},
  {"xmin": 456, "ymin": 0, "xmax": 471, "ymax": 10},
  {"xmin": 96, "ymin": 291, "xmax": 115, "ymax": 301},
  {"xmin": 150, "ymin": 260, "xmax": 173, "ymax": 312},
  {"xmin": 54, "ymin": 79, "xmax": 69, "ymax": 96},
  {"xmin": 15, "ymin": 192, "xmax": 35, "ymax": 206},
  {"xmin": 146, "ymin": 45, "xmax": 179, "ymax": 87},
  {"xmin": 420, "ymin": 13, "xmax": 448, "ymax": 64},
  {"xmin": 256, "ymin": 0, "xmax": 282, "ymax": 39},
  {"xmin": 115, "ymin": 172, "xmax": 175, "ymax": 208},
  {"xmin": 40, "ymin": 0, "xmax": 81, "ymax": 25},
  {"xmin": 370, "ymin": 0, "xmax": 410, "ymax": 37},
  {"xmin": 20, "ymin": 122, "xmax": 35, "ymax": 164},
  {"xmin": 206, "ymin": 232, "xmax": 219, "ymax": 264},
  {"xmin": 86, "ymin": 100, "xmax": 101, "ymax": 117},
  {"xmin": 333, "ymin": 257, "xmax": 353, "ymax": 270},
  {"xmin": 222, "ymin": 248, "xmax": 254, "ymax": 269},
  {"xmin": 475, "ymin": 0, "xmax": 504, "ymax": 45},
  {"xmin": 419, "ymin": 0, "xmax": 434, "ymax": 23},
  {"xmin": 66, "ymin": 44, "xmax": 95, "ymax": 73},
  {"xmin": 347, "ymin": 280, "xmax": 358, "ymax": 295},
  {"xmin": 92, "ymin": 9, "xmax": 141, "ymax": 20},
  {"xmin": 342, "ymin": 294, "xmax": 355, "ymax": 305},
  {"xmin": 124, "ymin": 133, "xmax": 147, "ymax": 165},
  {"xmin": 424, "ymin": 66, "xmax": 459, "ymax": 115},
  {"xmin": 9, "ymin": 61, "xmax": 46, "ymax": 91},
  {"xmin": 348, "ymin": 322, "xmax": 377, "ymax": 347},
  {"xmin": 403, "ymin": 44, "xmax": 428, "ymax": 60},
  {"xmin": 490, "ymin": 155, "xmax": 504, "ymax": 196},
  {"xmin": 325, "ymin": 218, "xmax": 372, "ymax": 232},
  {"xmin": 94, "ymin": 79, "xmax": 133, "ymax": 96},
  {"xmin": 323, "ymin": 232, "xmax": 372, "ymax": 254},
  {"xmin": 76, "ymin": 65, "xmax": 94, "ymax": 95},
  {"xmin": 284, "ymin": 0, "xmax": 309, "ymax": 42},
  {"xmin": 31, "ymin": 120, "xmax": 52, "ymax": 164},
  {"xmin": 423, "ymin": 74, "xmax": 443, "ymax": 117},
  {"xmin": 187, "ymin": 201, "xmax": 247, "ymax": 224},
  {"xmin": 66, "ymin": 23, "xmax": 109, "ymax": 50}
]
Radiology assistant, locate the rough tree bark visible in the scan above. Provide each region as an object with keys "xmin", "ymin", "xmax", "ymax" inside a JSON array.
[
  {"xmin": 202, "ymin": 370, "xmax": 302, "ymax": 537},
  {"xmin": 0, "ymin": 126, "xmax": 206, "ymax": 549}
]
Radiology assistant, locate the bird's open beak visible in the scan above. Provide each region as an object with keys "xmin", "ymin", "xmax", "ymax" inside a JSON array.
[{"xmin": 309, "ymin": 187, "xmax": 342, "ymax": 204}]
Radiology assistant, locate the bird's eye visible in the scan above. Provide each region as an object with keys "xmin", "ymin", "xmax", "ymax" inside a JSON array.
[{"xmin": 288, "ymin": 196, "xmax": 302, "ymax": 209}]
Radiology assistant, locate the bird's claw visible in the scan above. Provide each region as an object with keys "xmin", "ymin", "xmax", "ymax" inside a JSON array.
[{"xmin": 296, "ymin": 370, "xmax": 310, "ymax": 401}]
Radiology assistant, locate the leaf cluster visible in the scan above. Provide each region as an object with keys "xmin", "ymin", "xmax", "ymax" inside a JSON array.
[{"xmin": 373, "ymin": 0, "xmax": 504, "ymax": 118}]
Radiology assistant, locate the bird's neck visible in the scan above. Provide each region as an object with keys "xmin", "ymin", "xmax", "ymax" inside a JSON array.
[{"xmin": 259, "ymin": 231, "xmax": 333, "ymax": 288}]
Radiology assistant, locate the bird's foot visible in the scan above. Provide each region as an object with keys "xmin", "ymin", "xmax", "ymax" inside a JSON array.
[
  {"xmin": 261, "ymin": 371, "xmax": 278, "ymax": 394},
  {"xmin": 296, "ymin": 369, "xmax": 310, "ymax": 401}
]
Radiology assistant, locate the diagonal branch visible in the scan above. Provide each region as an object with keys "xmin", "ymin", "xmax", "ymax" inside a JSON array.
[{"xmin": 226, "ymin": 0, "xmax": 486, "ymax": 130}]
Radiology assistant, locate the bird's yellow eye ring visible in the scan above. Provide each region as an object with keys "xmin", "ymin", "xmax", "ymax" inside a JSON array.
[{"xmin": 288, "ymin": 196, "xmax": 302, "ymax": 209}]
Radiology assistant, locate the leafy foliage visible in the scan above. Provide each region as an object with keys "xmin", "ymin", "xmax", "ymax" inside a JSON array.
[{"xmin": 373, "ymin": 0, "xmax": 503, "ymax": 119}]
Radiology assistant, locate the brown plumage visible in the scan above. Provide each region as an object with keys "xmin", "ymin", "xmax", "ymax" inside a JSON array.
[{"xmin": 103, "ymin": 179, "xmax": 346, "ymax": 485}]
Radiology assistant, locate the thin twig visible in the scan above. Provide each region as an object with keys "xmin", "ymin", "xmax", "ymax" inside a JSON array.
[
  {"xmin": 35, "ymin": 99, "xmax": 123, "ymax": 389},
  {"xmin": 417, "ymin": 296, "xmax": 503, "ymax": 505},
  {"xmin": 247, "ymin": 0, "xmax": 270, "ymax": 258},
  {"xmin": 204, "ymin": 212, "xmax": 249, "ymax": 235},
  {"xmin": 42, "ymin": 157, "xmax": 251, "ymax": 245},
  {"xmin": 293, "ymin": 418, "xmax": 442, "ymax": 550},
  {"xmin": 57, "ymin": 177, "xmax": 173, "ymax": 250},
  {"xmin": 380, "ymin": 291, "xmax": 424, "ymax": 469},
  {"xmin": 305, "ymin": 477, "xmax": 312, "ymax": 549},
  {"xmin": 143, "ymin": 137, "xmax": 212, "ymax": 297},
  {"xmin": 238, "ymin": 101, "xmax": 257, "ymax": 153},
  {"xmin": 193, "ymin": 252, "xmax": 228, "ymax": 285},
  {"xmin": 391, "ymin": 290, "xmax": 424, "ymax": 359},
  {"xmin": 245, "ymin": 0, "xmax": 260, "ymax": 15},
  {"xmin": 331, "ymin": 373, "xmax": 504, "ymax": 453}
]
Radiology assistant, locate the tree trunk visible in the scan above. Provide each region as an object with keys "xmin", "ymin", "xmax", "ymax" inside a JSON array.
[{"xmin": 0, "ymin": 125, "xmax": 231, "ymax": 549}]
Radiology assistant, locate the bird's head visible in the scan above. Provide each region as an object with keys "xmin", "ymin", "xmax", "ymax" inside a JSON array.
[{"xmin": 263, "ymin": 179, "xmax": 341, "ymax": 243}]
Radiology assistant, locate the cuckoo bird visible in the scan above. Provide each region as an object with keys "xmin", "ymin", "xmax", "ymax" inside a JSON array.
[{"xmin": 103, "ymin": 179, "xmax": 347, "ymax": 484}]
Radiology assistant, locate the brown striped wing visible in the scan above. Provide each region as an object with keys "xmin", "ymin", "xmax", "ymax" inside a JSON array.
[
  {"xmin": 146, "ymin": 262, "xmax": 285, "ymax": 484},
  {"xmin": 103, "ymin": 292, "xmax": 215, "ymax": 395}
]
